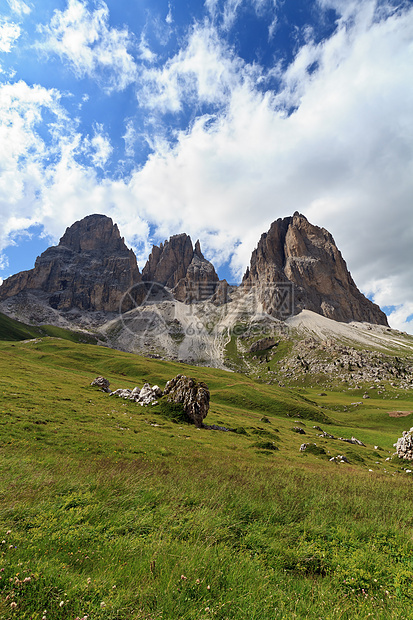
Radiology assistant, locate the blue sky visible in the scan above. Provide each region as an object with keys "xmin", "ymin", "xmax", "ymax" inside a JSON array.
[{"xmin": 0, "ymin": 0, "xmax": 412, "ymax": 332}]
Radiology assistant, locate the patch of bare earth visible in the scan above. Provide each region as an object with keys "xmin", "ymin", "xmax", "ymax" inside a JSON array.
[{"xmin": 388, "ymin": 411, "xmax": 412, "ymax": 417}]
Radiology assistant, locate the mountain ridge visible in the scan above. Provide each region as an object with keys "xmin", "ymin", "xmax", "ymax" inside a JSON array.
[{"xmin": 0, "ymin": 211, "xmax": 387, "ymax": 326}]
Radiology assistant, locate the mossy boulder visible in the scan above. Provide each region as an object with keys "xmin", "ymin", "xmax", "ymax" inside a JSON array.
[{"xmin": 163, "ymin": 374, "xmax": 210, "ymax": 427}]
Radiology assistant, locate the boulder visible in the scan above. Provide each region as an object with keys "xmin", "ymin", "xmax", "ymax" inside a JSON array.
[
  {"xmin": 394, "ymin": 427, "xmax": 413, "ymax": 460},
  {"xmin": 163, "ymin": 374, "xmax": 210, "ymax": 427},
  {"xmin": 91, "ymin": 376, "xmax": 111, "ymax": 392}
]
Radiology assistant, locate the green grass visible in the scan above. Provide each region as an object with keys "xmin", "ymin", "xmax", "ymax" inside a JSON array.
[
  {"xmin": 0, "ymin": 311, "xmax": 98, "ymax": 344},
  {"xmin": 1, "ymin": 337, "xmax": 413, "ymax": 619}
]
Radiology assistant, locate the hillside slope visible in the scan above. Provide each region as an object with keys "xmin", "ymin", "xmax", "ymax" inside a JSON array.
[{"xmin": 1, "ymin": 337, "xmax": 413, "ymax": 618}]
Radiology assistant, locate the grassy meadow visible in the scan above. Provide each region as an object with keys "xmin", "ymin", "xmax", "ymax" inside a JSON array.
[{"xmin": 1, "ymin": 324, "xmax": 413, "ymax": 618}]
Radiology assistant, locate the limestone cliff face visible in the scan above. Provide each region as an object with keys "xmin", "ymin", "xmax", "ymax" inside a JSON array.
[
  {"xmin": 243, "ymin": 212, "xmax": 388, "ymax": 325},
  {"xmin": 0, "ymin": 214, "xmax": 141, "ymax": 312},
  {"xmin": 142, "ymin": 234, "xmax": 194, "ymax": 289},
  {"xmin": 143, "ymin": 235, "xmax": 220, "ymax": 302}
]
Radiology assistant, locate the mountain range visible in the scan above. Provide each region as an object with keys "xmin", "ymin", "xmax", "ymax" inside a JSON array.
[
  {"xmin": 0, "ymin": 211, "xmax": 386, "ymax": 322},
  {"xmin": 2, "ymin": 211, "xmax": 406, "ymax": 375}
]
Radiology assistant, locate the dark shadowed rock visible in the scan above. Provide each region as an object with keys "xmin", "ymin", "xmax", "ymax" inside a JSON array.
[
  {"xmin": 242, "ymin": 212, "xmax": 388, "ymax": 325},
  {"xmin": 0, "ymin": 214, "xmax": 141, "ymax": 312},
  {"xmin": 248, "ymin": 337, "xmax": 278, "ymax": 353},
  {"xmin": 163, "ymin": 374, "xmax": 210, "ymax": 427},
  {"xmin": 143, "ymin": 235, "xmax": 220, "ymax": 302}
]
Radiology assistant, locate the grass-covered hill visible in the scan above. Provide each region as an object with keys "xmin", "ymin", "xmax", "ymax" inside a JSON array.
[
  {"xmin": 0, "ymin": 311, "xmax": 98, "ymax": 344},
  {"xmin": 1, "ymin": 331, "xmax": 413, "ymax": 619}
]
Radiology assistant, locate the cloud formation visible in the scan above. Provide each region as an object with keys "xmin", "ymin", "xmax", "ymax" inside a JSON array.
[
  {"xmin": 7, "ymin": 0, "xmax": 31, "ymax": 17},
  {"xmin": 0, "ymin": 19, "xmax": 21, "ymax": 53},
  {"xmin": 38, "ymin": 0, "xmax": 137, "ymax": 92}
]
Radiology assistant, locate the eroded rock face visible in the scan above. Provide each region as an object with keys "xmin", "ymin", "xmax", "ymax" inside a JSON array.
[
  {"xmin": 143, "ymin": 235, "xmax": 220, "ymax": 302},
  {"xmin": 0, "ymin": 215, "xmax": 141, "ymax": 312},
  {"xmin": 243, "ymin": 212, "xmax": 388, "ymax": 325},
  {"xmin": 142, "ymin": 234, "xmax": 194, "ymax": 288},
  {"xmin": 163, "ymin": 374, "xmax": 210, "ymax": 427}
]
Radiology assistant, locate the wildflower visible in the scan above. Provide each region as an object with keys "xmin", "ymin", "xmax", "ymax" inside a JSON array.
[
  {"xmin": 207, "ymin": 585, "xmax": 211, "ymax": 590},
  {"xmin": 1, "ymin": 541, "xmax": 5, "ymax": 544},
  {"xmin": 100, "ymin": 601, "xmax": 106, "ymax": 609},
  {"xmin": 112, "ymin": 584, "xmax": 116, "ymax": 589},
  {"xmin": 196, "ymin": 578, "xmax": 201, "ymax": 584},
  {"xmin": 87, "ymin": 577, "xmax": 91, "ymax": 584},
  {"xmin": 10, "ymin": 601, "xmax": 17, "ymax": 609},
  {"xmin": 6, "ymin": 530, "xmax": 11, "ymax": 535},
  {"xmin": 24, "ymin": 576, "xmax": 31, "ymax": 582},
  {"xmin": 180, "ymin": 574, "xmax": 187, "ymax": 580},
  {"xmin": 59, "ymin": 601, "xmax": 64, "ymax": 607}
]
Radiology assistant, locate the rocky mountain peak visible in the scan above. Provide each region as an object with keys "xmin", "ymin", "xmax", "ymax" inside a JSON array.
[
  {"xmin": 142, "ymin": 234, "xmax": 220, "ymax": 302},
  {"xmin": 142, "ymin": 233, "xmax": 194, "ymax": 288},
  {"xmin": 58, "ymin": 214, "xmax": 124, "ymax": 253},
  {"xmin": 0, "ymin": 214, "xmax": 141, "ymax": 313},
  {"xmin": 243, "ymin": 214, "xmax": 388, "ymax": 325}
]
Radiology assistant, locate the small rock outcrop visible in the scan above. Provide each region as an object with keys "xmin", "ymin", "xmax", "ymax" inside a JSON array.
[
  {"xmin": 243, "ymin": 212, "xmax": 388, "ymax": 325},
  {"xmin": 394, "ymin": 428, "xmax": 413, "ymax": 460},
  {"xmin": 91, "ymin": 376, "xmax": 111, "ymax": 392},
  {"xmin": 163, "ymin": 374, "xmax": 210, "ymax": 427},
  {"xmin": 0, "ymin": 215, "xmax": 141, "ymax": 312},
  {"xmin": 111, "ymin": 383, "xmax": 162, "ymax": 406},
  {"xmin": 142, "ymin": 235, "xmax": 221, "ymax": 302}
]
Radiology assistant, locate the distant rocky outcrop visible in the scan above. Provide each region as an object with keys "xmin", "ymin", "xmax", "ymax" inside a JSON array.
[
  {"xmin": 243, "ymin": 212, "xmax": 388, "ymax": 325},
  {"xmin": 0, "ymin": 214, "xmax": 141, "ymax": 312},
  {"xmin": 142, "ymin": 234, "xmax": 221, "ymax": 302}
]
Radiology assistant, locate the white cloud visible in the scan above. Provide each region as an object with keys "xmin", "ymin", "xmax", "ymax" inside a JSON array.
[
  {"xmin": 166, "ymin": 3, "xmax": 173, "ymax": 25},
  {"xmin": 122, "ymin": 120, "xmax": 138, "ymax": 158},
  {"xmin": 0, "ymin": 253, "xmax": 8, "ymax": 271},
  {"xmin": 0, "ymin": 81, "xmax": 69, "ymax": 248},
  {"xmin": 89, "ymin": 125, "xmax": 113, "ymax": 168},
  {"xmin": 0, "ymin": 20, "xmax": 21, "ymax": 53},
  {"xmin": 7, "ymin": 0, "xmax": 31, "ymax": 17},
  {"xmin": 37, "ymin": 0, "xmax": 137, "ymax": 92},
  {"xmin": 138, "ymin": 33, "xmax": 157, "ymax": 63},
  {"xmin": 387, "ymin": 303, "xmax": 413, "ymax": 334},
  {"xmin": 205, "ymin": 0, "xmax": 279, "ymax": 34},
  {"xmin": 138, "ymin": 22, "xmax": 248, "ymax": 113}
]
